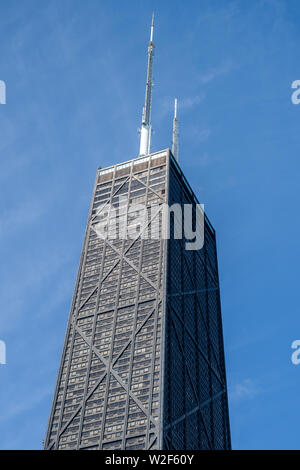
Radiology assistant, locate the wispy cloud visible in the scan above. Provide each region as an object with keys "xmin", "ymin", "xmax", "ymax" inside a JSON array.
[
  {"xmin": 197, "ymin": 2, "xmax": 240, "ymax": 26},
  {"xmin": 158, "ymin": 93, "xmax": 206, "ymax": 122},
  {"xmin": 185, "ymin": 126, "xmax": 211, "ymax": 144},
  {"xmin": 196, "ymin": 153, "xmax": 210, "ymax": 166},
  {"xmin": 229, "ymin": 378, "xmax": 260, "ymax": 403},
  {"xmin": 196, "ymin": 128, "xmax": 211, "ymax": 142},
  {"xmin": 180, "ymin": 93, "xmax": 206, "ymax": 109},
  {"xmin": 0, "ymin": 198, "xmax": 45, "ymax": 240},
  {"xmin": 0, "ymin": 386, "xmax": 51, "ymax": 423},
  {"xmin": 199, "ymin": 60, "xmax": 234, "ymax": 84},
  {"xmin": 0, "ymin": 243, "xmax": 74, "ymax": 334}
]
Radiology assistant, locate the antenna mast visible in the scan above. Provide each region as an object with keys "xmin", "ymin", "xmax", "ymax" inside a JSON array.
[
  {"xmin": 172, "ymin": 98, "xmax": 179, "ymax": 161},
  {"xmin": 139, "ymin": 14, "xmax": 155, "ymax": 156}
]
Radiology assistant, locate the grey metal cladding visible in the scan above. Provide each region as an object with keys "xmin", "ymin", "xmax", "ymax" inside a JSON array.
[
  {"xmin": 45, "ymin": 151, "xmax": 168, "ymax": 450},
  {"xmin": 44, "ymin": 150, "xmax": 231, "ymax": 450}
]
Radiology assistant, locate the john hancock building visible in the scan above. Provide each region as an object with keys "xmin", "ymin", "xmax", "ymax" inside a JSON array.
[{"xmin": 44, "ymin": 18, "xmax": 231, "ymax": 451}]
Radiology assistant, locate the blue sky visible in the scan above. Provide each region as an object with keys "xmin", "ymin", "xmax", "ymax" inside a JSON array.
[{"xmin": 1, "ymin": 0, "xmax": 300, "ymax": 450}]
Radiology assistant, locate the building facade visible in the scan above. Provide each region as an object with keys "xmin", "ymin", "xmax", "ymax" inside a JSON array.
[{"xmin": 44, "ymin": 149, "xmax": 231, "ymax": 450}]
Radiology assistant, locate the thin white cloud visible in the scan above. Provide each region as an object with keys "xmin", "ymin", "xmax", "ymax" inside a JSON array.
[
  {"xmin": 197, "ymin": 129, "xmax": 211, "ymax": 142},
  {"xmin": 0, "ymin": 386, "xmax": 51, "ymax": 423},
  {"xmin": 180, "ymin": 93, "xmax": 206, "ymax": 109},
  {"xmin": 0, "ymin": 244, "xmax": 74, "ymax": 334},
  {"xmin": 197, "ymin": 2, "xmax": 239, "ymax": 24},
  {"xmin": 199, "ymin": 60, "xmax": 233, "ymax": 84},
  {"xmin": 229, "ymin": 378, "xmax": 260, "ymax": 403},
  {"xmin": 186, "ymin": 126, "xmax": 211, "ymax": 143},
  {"xmin": 197, "ymin": 153, "xmax": 210, "ymax": 166},
  {"xmin": 0, "ymin": 199, "xmax": 45, "ymax": 240},
  {"xmin": 158, "ymin": 93, "xmax": 206, "ymax": 122}
]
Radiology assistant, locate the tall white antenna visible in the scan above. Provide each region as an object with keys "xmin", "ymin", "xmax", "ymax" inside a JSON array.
[
  {"xmin": 172, "ymin": 98, "xmax": 179, "ymax": 161},
  {"xmin": 139, "ymin": 14, "xmax": 155, "ymax": 156}
]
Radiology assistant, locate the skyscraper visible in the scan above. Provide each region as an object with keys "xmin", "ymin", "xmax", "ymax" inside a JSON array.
[{"xmin": 44, "ymin": 17, "xmax": 231, "ymax": 451}]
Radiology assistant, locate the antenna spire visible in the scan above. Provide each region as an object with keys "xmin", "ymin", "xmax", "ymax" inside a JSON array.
[
  {"xmin": 139, "ymin": 14, "xmax": 155, "ymax": 156},
  {"xmin": 150, "ymin": 12, "xmax": 154, "ymax": 41},
  {"xmin": 172, "ymin": 98, "xmax": 179, "ymax": 162}
]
